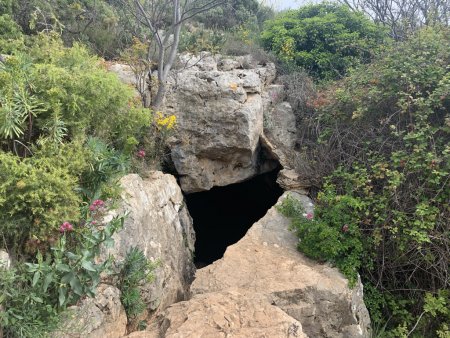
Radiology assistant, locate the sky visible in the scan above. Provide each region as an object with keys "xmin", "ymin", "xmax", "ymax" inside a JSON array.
[
  {"xmin": 264, "ymin": 0, "xmax": 321, "ymax": 10},
  {"xmin": 265, "ymin": 0, "xmax": 300, "ymax": 10}
]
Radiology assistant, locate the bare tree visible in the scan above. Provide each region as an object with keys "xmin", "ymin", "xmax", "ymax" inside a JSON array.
[
  {"xmin": 122, "ymin": 0, "xmax": 224, "ymax": 108},
  {"xmin": 340, "ymin": 0, "xmax": 449, "ymax": 39}
]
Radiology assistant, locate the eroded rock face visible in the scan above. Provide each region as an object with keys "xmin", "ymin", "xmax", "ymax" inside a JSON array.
[
  {"xmin": 54, "ymin": 284, "xmax": 127, "ymax": 338},
  {"xmin": 135, "ymin": 192, "xmax": 370, "ymax": 338},
  {"xmin": 165, "ymin": 54, "xmax": 282, "ymax": 193},
  {"xmin": 104, "ymin": 172, "xmax": 196, "ymax": 313}
]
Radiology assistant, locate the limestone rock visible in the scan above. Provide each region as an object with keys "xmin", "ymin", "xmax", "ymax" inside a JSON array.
[
  {"xmin": 262, "ymin": 90, "xmax": 297, "ymax": 170},
  {"xmin": 108, "ymin": 63, "xmax": 150, "ymax": 106},
  {"xmin": 109, "ymin": 54, "xmax": 306, "ymax": 192},
  {"xmin": 0, "ymin": 250, "xmax": 10, "ymax": 270},
  {"xmin": 165, "ymin": 55, "xmax": 280, "ymax": 193},
  {"xmin": 138, "ymin": 192, "xmax": 370, "ymax": 338},
  {"xmin": 55, "ymin": 284, "xmax": 127, "ymax": 338},
  {"xmin": 135, "ymin": 290, "xmax": 307, "ymax": 338},
  {"xmin": 104, "ymin": 172, "xmax": 196, "ymax": 313},
  {"xmin": 0, "ymin": 250, "xmax": 10, "ymax": 338}
]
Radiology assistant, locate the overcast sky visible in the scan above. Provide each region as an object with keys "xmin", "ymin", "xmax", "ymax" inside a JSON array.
[{"xmin": 265, "ymin": 0, "xmax": 320, "ymax": 10}]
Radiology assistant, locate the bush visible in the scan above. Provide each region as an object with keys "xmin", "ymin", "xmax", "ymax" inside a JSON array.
[
  {"xmin": 119, "ymin": 247, "xmax": 156, "ymax": 324},
  {"xmin": 0, "ymin": 34, "xmax": 150, "ymax": 152},
  {"xmin": 0, "ymin": 210, "xmax": 125, "ymax": 338},
  {"xmin": 10, "ymin": 0, "xmax": 131, "ymax": 59},
  {"xmin": 261, "ymin": 3, "xmax": 387, "ymax": 80},
  {"xmin": 0, "ymin": 141, "xmax": 88, "ymax": 248},
  {"xmin": 195, "ymin": 0, "xmax": 274, "ymax": 31},
  {"xmin": 278, "ymin": 194, "xmax": 363, "ymax": 286},
  {"xmin": 290, "ymin": 27, "xmax": 450, "ymax": 336},
  {"xmin": 0, "ymin": 33, "xmax": 152, "ymax": 249}
]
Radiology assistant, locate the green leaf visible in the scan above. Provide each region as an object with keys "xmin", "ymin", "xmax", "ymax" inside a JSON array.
[
  {"xmin": 43, "ymin": 272, "xmax": 54, "ymax": 292},
  {"xmin": 30, "ymin": 295, "xmax": 43, "ymax": 303},
  {"xmin": 56, "ymin": 263, "xmax": 71, "ymax": 272},
  {"xmin": 61, "ymin": 272, "xmax": 75, "ymax": 284},
  {"xmin": 81, "ymin": 260, "xmax": 97, "ymax": 272},
  {"xmin": 32, "ymin": 271, "xmax": 41, "ymax": 287},
  {"xmin": 65, "ymin": 252, "xmax": 80, "ymax": 260},
  {"xmin": 69, "ymin": 276, "xmax": 83, "ymax": 296},
  {"xmin": 58, "ymin": 287, "xmax": 67, "ymax": 307}
]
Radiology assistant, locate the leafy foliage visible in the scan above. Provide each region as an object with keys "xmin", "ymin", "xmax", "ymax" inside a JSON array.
[
  {"xmin": 0, "ymin": 34, "xmax": 150, "ymax": 152},
  {"xmin": 196, "ymin": 0, "xmax": 274, "ymax": 30},
  {"xmin": 278, "ymin": 195, "xmax": 363, "ymax": 286},
  {"xmin": 289, "ymin": 27, "xmax": 450, "ymax": 336},
  {"xmin": 0, "ymin": 141, "xmax": 89, "ymax": 247},
  {"xmin": 261, "ymin": 3, "xmax": 387, "ymax": 80},
  {"xmin": 119, "ymin": 247, "xmax": 156, "ymax": 321},
  {"xmin": 0, "ymin": 212, "xmax": 125, "ymax": 338}
]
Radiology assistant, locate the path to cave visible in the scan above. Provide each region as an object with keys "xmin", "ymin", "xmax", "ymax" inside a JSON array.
[{"xmin": 185, "ymin": 169, "xmax": 284, "ymax": 267}]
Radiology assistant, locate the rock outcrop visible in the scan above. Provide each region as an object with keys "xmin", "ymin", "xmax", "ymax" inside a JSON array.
[
  {"xmin": 165, "ymin": 53, "xmax": 294, "ymax": 193},
  {"xmin": 58, "ymin": 172, "xmax": 196, "ymax": 337},
  {"xmin": 135, "ymin": 192, "xmax": 371, "ymax": 338},
  {"xmin": 105, "ymin": 172, "xmax": 196, "ymax": 313},
  {"xmin": 55, "ymin": 284, "xmax": 127, "ymax": 338}
]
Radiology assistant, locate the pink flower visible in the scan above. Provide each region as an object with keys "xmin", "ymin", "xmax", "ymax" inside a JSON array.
[
  {"xmin": 93, "ymin": 199, "xmax": 105, "ymax": 207},
  {"xmin": 137, "ymin": 149, "xmax": 146, "ymax": 158},
  {"xmin": 59, "ymin": 221, "xmax": 74, "ymax": 233},
  {"xmin": 89, "ymin": 199, "xmax": 105, "ymax": 212},
  {"xmin": 91, "ymin": 221, "xmax": 97, "ymax": 225},
  {"xmin": 342, "ymin": 224, "xmax": 349, "ymax": 233},
  {"xmin": 305, "ymin": 212, "xmax": 313, "ymax": 220}
]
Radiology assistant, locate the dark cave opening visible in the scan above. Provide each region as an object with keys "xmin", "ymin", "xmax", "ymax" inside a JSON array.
[{"xmin": 185, "ymin": 169, "xmax": 284, "ymax": 267}]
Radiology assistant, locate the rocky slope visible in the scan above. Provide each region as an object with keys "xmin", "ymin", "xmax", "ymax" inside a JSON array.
[{"xmin": 130, "ymin": 192, "xmax": 371, "ymax": 338}]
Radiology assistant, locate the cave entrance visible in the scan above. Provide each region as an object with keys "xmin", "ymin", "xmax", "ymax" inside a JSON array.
[{"xmin": 185, "ymin": 169, "xmax": 284, "ymax": 267}]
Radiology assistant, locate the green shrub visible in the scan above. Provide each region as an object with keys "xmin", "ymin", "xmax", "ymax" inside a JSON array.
[
  {"xmin": 0, "ymin": 211, "xmax": 125, "ymax": 338},
  {"xmin": 278, "ymin": 194, "xmax": 363, "ymax": 286},
  {"xmin": 0, "ymin": 141, "xmax": 88, "ymax": 247},
  {"xmin": 119, "ymin": 247, "xmax": 156, "ymax": 321},
  {"xmin": 294, "ymin": 27, "xmax": 450, "ymax": 336},
  {"xmin": 79, "ymin": 137, "xmax": 130, "ymax": 201},
  {"xmin": 0, "ymin": 14, "xmax": 24, "ymax": 54},
  {"xmin": 0, "ymin": 34, "xmax": 151, "ymax": 152},
  {"xmin": 261, "ymin": 3, "xmax": 387, "ymax": 80},
  {"xmin": 179, "ymin": 27, "xmax": 226, "ymax": 54}
]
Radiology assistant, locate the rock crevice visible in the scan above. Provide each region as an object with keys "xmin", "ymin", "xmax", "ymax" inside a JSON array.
[{"xmin": 137, "ymin": 192, "xmax": 371, "ymax": 338}]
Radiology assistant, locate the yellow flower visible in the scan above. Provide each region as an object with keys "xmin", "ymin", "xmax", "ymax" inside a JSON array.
[{"xmin": 155, "ymin": 111, "xmax": 176, "ymax": 130}]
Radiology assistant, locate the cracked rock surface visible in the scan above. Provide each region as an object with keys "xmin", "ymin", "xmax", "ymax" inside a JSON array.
[
  {"xmin": 105, "ymin": 172, "xmax": 196, "ymax": 313},
  {"xmin": 165, "ymin": 54, "xmax": 282, "ymax": 193},
  {"xmin": 131, "ymin": 192, "xmax": 371, "ymax": 338}
]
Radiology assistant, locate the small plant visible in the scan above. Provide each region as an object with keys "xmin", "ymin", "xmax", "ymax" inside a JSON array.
[
  {"xmin": 133, "ymin": 111, "xmax": 176, "ymax": 173},
  {"xmin": 119, "ymin": 247, "xmax": 156, "ymax": 323},
  {"xmin": 277, "ymin": 194, "xmax": 363, "ymax": 286},
  {"xmin": 0, "ymin": 204, "xmax": 125, "ymax": 337}
]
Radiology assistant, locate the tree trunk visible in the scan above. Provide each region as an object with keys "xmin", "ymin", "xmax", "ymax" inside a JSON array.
[{"xmin": 152, "ymin": 79, "xmax": 166, "ymax": 109}]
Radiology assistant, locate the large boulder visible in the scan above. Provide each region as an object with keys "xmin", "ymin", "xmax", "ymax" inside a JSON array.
[
  {"xmin": 165, "ymin": 54, "xmax": 282, "ymax": 193},
  {"xmin": 134, "ymin": 192, "xmax": 370, "ymax": 338},
  {"xmin": 104, "ymin": 172, "xmax": 196, "ymax": 313},
  {"xmin": 108, "ymin": 54, "xmax": 304, "ymax": 193}
]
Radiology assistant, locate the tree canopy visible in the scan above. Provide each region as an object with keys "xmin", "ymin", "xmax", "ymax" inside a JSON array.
[{"xmin": 261, "ymin": 3, "xmax": 387, "ymax": 80}]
